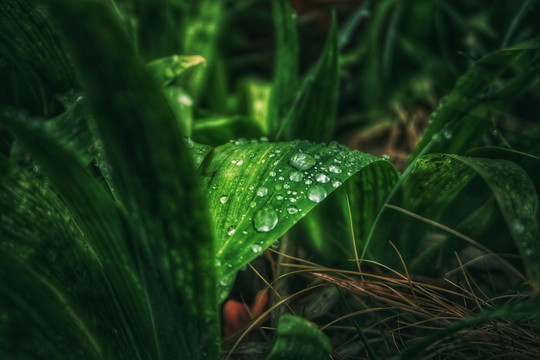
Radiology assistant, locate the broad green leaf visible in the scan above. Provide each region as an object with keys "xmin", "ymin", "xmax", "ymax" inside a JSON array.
[
  {"xmin": 453, "ymin": 155, "xmax": 540, "ymax": 291},
  {"xmin": 44, "ymin": 1, "xmax": 220, "ymax": 358},
  {"xmin": 0, "ymin": 155, "xmax": 144, "ymax": 359},
  {"xmin": 0, "ymin": 112, "xmax": 156, "ymax": 358},
  {"xmin": 277, "ymin": 14, "xmax": 339, "ymax": 142},
  {"xmin": 410, "ymin": 37, "xmax": 540, "ymax": 162},
  {"xmin": 268, "ymin": 0, "xmax": 299, "ymax": 135},
  {"xmin": 265, "ymin": 315, "xmax": 332, "ymax": 360},
  {"xmin": 0, "ymin": 0, "xmax": 76, "ymax": 93},
  {"xmin": 146, "ymin": 55, "xmax": 206, "ymax": 88},
  {"xmin": 201, "ymin": 139, "xmax": 390, "ymax": 282},
  {"xmin": 291, "ymin": 159, "xmax": 398, "ymax": 269},
  {"xmin": 370, "ymin": 153, "xmax": 539, "ymax": 290}
]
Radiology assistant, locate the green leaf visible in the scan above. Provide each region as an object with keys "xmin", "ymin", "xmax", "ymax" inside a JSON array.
[
  {"xmin": 277, "ymin": 14, "xmax": 339, "ymax": 142},
  {"xmin": 268, "ymin": 0, "xmax": 300, "ymax": 135},
  {"xmin": 201, "ymin": 139, "xmax": 389, "ymax": 282},
  {"xmin": 265, "ymin": 315, "xmax": 332, "ymax": 360},
  {"xmin": 0, "ymin": 0, "xmax": 76, "ymax": 93},
  {"xmin": 0, "ymin": 112, "xmax": 156, "ymax": 358},
  {"xmin": 192, "ymin": 116, "xmax": 263, "ymax": 147},
  {"xmin": 146, "ymin": 55, "xmax": 206, "ymax": 88},
  {"xmin": 180, "ymin": 0, "xmax": 224, "ymax": 102},
  {"xmin": 453, "ymin": 155, "xmax": 540, "ymax": 291},
  {"xmin": 43, "ymin": 1, "xmax": 220, "ymax": 358},
  {"xmin": 370, "ymin": 153, "xmax": 539, "ymax": 290},
  {"xmin": 0, "ymin": 155, "xmax": 144, "ymax": 359},
  {"xmin": 410, "ymin": 37, "xmax": 540, "ymax": 162}
]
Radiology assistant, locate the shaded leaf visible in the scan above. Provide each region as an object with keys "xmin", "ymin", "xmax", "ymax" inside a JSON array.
[
  {"xmin": 277, "ymin": 14, "xmax": 339, "ymax": 142},
  {"xmin": 268, "ymin": 0, "xmax": 300, "ymax": 135},
  {"xmin": 410, "ymin": 37, "xmax": 540, "ymax": 162},
  {"xmin": 265, "ymin": 315, "xmax": 332, "ymax": 360},
  {"xmin": 40, "ymin": 0, "xmax": 220, "ymax": 358},
  {"xmin": 0, "ymin": 155, "xmax": 144, "ymax": 360}
]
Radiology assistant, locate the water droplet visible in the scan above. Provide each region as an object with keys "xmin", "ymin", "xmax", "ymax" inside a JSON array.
[
  {"xmin": 290, "ymin": 152, "xmax": 316, "ymax": 170},
  {"xmin": 513, "ymin": 221, "xmax": 525, "ymax": 234},
  {"xmin": 220, "ymin": 196, "xmax": 228, "ymax": 204},
  {"xmin": 227, "ymin": 226, "xmax": 236, "ymax": 236},
  {"xmin": 329, "ymin": 164, "xmax": 342, "ymax": 174},
  {"xmin": 381, "ymin": 154, "xmax": 390, "ymax": 161},
  {"xmin": 251, "ymin": 244, "xmax": 263, "ymax": 253},
  {"xmin": 305, "ymin": 179, "xmax": 313, "ymax": 185},
  {"xmin": 278, "ymin": 176, "xmax": 285, "ymax": 181},
  {"xmin": 287, "ymin": 206, "xmax": 299, "ymax": 214},
  {"xmin": 443, "ymin": 129, "xmax": 452, "ymax": 140},
  {"xmin": 249, "ymin": 185, "xmax": 254, "ymax": 190},
  {"xmin": 270, "ymin": 171, "xmax": 277, "ymax": 177},
  {"xmin": 271, "ymin": 240, "xmax": 280, "ymax": 249},
  {"xmin": 257, "ymin": 187, "xmax": 268, "ymax": 197},
  {"xmin": 234, "ymin": 138, "xmax": 248, "ymax": 145},
  {"xmin": 276, "ymin": 195, "xmax": 284, "ymax": 201},
  {"xmin": 275, "ymin": 184, "xmax": 283, "ymax": 191},
  {"xmin": 250, "ymin": 201, "xmax": 257, "ymax": 208},
  {"xmin": 289, "ymin": 171, "xmax": 303, "ymax": 182},
  {"xmin": 316, "ymin": 173, "xmax": 330, "ymax": 183},
  {"xmin": 253, "ymin": 206, "xmax": 279, "ymax": 232},
  {"xmin": 289, "ymin": 197, "xmax": 297, "ymax": 202},
  {"xmin": 308, "ymin": 186, "xmax": 327, "ymax": 203},
  {"xmin": 236, "ymin": 159, "xmax": 244, "ymax": 166},
  {"xmin": 283, "ymin": 183, "xmax": 290, "ymax": 189},
  {"xmin": 332, "ymin": 180, "xmax": 342, "ymax": 188}
]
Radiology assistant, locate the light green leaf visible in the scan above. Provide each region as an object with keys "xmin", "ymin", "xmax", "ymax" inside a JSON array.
[
  {"xmin": 201, "ymin": 139, "xmax": 389, "ymax": 281},
  {"xmin": 146, "ymin": 55, "xmax": 206, "ymax": 88},
  {"xmin": 265, "ymin": 315, "xmax": 332, "ymax": 360}
]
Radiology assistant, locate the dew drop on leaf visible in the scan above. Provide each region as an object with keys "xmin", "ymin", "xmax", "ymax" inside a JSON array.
[
  {"xmin": 220, "ymin": 195, "xmax": 228, "ymax": 204},
  {"xmin": 289, "ymin": 171, "xmax": 303, "ymax": 182},
  {"xmin": 329, "ymin": 164, "xmax": 342, "ymax": 174},
  {"xmin": 251, "ymin": 244, "xmax": 263, "ymax": 253},
  {"xmin": 308, "ymin": 186, "xmax": 327, "ymax": 203},
  {"xmin": 332, "ymin": 180, "xmax": 342, "ymax": 188},
  {"xmin": 227, "ymin": 226, "xmax": 236, "ymax": 236},
  {"xmin": 257, "ymin": 187, "xmax": 268, "ymax": 197},
  {"xmin": 253, "ymin": 205, "xmax": 279, "ymax": 232},
  {"xmin": 315, "ymin": 173, "xmax": 330, "ymax": 183},
  {"xmin": 290, "ymin": 152, "xmax": 316, "ymax": 170},
  {"xmin": 287, "ymin": 206, "xmax": 299, "ymax": 214}
]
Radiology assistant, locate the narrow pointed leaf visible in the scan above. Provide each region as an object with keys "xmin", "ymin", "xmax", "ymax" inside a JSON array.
[
  {"xmin": 265, "ymin": 315, "xmax": 332, "ymax": 360},
  {"xmin": 278, "ymin": 15, "xmax": 339, "ymax": 141},
  {"xmin": 268, "ymin": 0, "xmax": 300, "ymax": 135},
  {"xmin": 201, "ymin": 139, "xmax": 390, "ymax": 281},
  {"xmin": 410, "ymin": 37, "xmax": 540, "ymax": 162}
]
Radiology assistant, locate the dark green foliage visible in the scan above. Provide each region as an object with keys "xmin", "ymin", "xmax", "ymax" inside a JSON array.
[{"xmin": 1, "ymin": 0, "xmax": 539, "ymax": 359}]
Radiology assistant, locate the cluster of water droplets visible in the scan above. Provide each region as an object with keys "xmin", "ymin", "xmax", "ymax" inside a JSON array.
[{"xmin": 210, "ymin": 139, "xmax": 366, "ymax": 253}]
